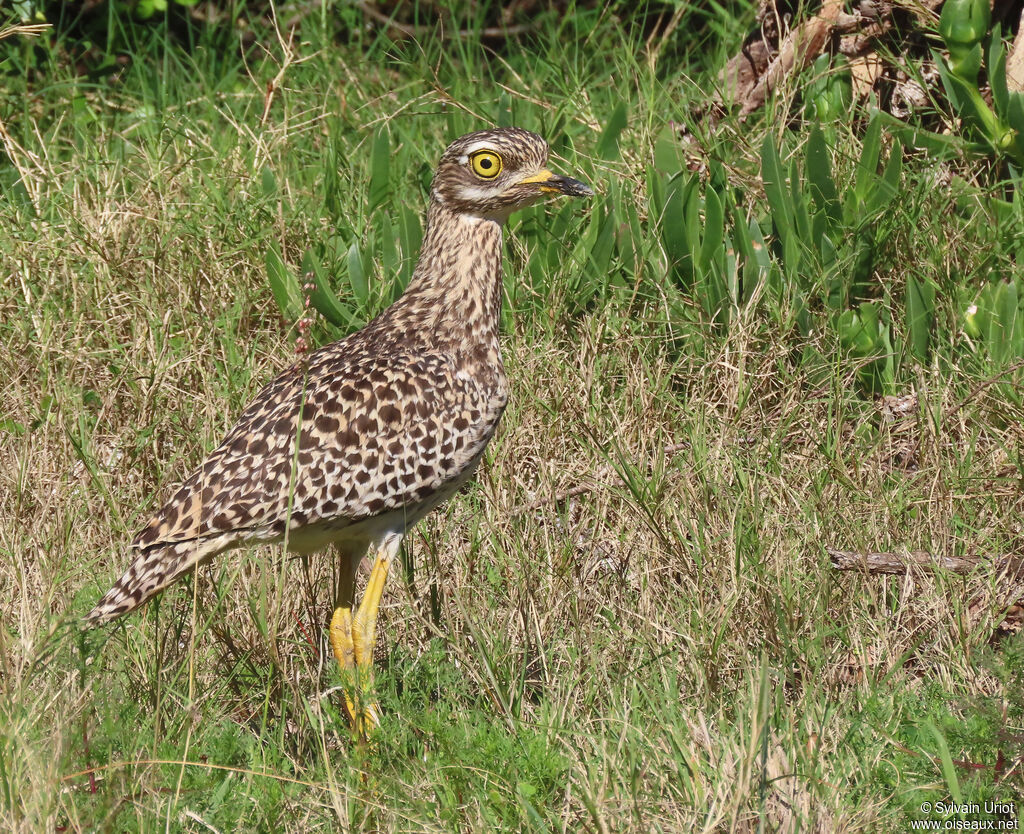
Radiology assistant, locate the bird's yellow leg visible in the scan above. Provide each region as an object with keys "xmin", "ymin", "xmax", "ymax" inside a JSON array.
[
  {"xmin": 349, "ymin": 545, "xmax": 393, "ymax": 733},
  {"xmin": 329, "ymin": 536, "xmax": 400, "ymax": 738},
  {"xmin": 328, "ymin": 560, "xmax": 360, "ymax": 730}
]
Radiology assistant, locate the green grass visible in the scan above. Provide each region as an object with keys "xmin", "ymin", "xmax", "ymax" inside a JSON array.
[{"xmin": 2, "ymin": 2, "xmax": 1024, "ymax": 831}]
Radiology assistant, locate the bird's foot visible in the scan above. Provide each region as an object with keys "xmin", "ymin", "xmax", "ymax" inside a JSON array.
[
  {"xmin": 328, "ymin": 549, "xmax": 391, "ymax": 740},
  {"xmin": 329, "ymin": 605, "xmax": 379, "ymax": 738}
]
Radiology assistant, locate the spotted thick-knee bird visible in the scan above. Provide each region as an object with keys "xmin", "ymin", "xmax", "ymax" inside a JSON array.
[{"xmin": 85, "ymin": 127, "xmax": 592, "ymax": 735}]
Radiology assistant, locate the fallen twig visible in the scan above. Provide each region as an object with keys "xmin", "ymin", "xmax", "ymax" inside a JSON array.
[
  {"xmin": 828, "ymin": 548, "xmax": 1024, "ymax": 637},
  {"xmin": 828, "ymin": 548, "xmax": 1024, "ymax": 579},
  {"xmin": 740, "ymin": 0, "xmax": 845, "ymax": 116}
]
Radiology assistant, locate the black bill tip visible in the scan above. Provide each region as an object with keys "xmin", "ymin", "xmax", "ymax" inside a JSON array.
[{"xmin": 546, "ymin": 174, "xmax": 594, "ymax": 198}]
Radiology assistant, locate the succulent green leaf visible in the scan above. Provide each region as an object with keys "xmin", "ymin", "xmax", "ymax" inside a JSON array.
[
  {"xmin": 760, "ymin": 135, "xmax": 792, "ymax": 242},
  {"xmin": 906, "ymin": 274, "xmax": 936, "ymax": 362},
  {"xmin": 260, "ymin": 166, "xmax": 277, "ymax": 200},
  {"xmin": 346, "ymin": 242, "xmax": 368, "ymax": 304},
  {"xmin": 698, "ymin": 187, "xmax": 724, "ymax": 275},
  {"xmin": 597, "ymin": 102, "xmax": 628, "ymax": 161},
  {"xmin": 852, "ymin": 116, "xmax": 882, "ymax": 211},
  {"xmin": 265, "ymin": 242, "xmax": 303, "ymax": 321},
  {"xmin": 989, "ymin": 29, "xmax": 1010, "ymax": 117},
  {"xmin": 940, "ymin": 0, "xmax": 989, "ymax": 82},
  {"xmin": 302, "ymin": 248, "xmax": 358, "ymax": 329},
  {"xmin": 1007, "ymin": 93, "xmax": 1024, "ymax": 137},
  {"xmin": 805, "ymin": 125, "xmax": 841, "ymax": 231},
  {"xmin": 368, "ymin": 128, "xmax": 391, "ymax": 213}
]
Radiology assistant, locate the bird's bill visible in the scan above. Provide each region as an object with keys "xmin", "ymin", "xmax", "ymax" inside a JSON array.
[{"xmin": 518, "ymin": 169, "xmax": 594, "ymax": 197}]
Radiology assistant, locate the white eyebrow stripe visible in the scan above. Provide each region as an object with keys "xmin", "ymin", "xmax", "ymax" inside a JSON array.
[{"xmin": 463, "ymin": 141, "xmax": 500, "ymax": 155}]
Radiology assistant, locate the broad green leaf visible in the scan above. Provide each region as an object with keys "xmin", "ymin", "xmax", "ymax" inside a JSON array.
[
  {"xmin": 906, "ymin": 274, "xmax": 936, "ymax": 362},
  {"xmin": 989, "ymin": 283, "xmax": 1008, "ymax": 363},
  {"xmin": 989, "ymin": 28, "xmax": 1009, "ymax": 118},
  {"xmin": 684, "ymin": 183, "xmax": 700, "ymax": 261},
  {"xmin": 805, "ymin": 125, "xmax": 841, "ymax": 229},
  {"xmin": 647, "ymin": 164, "xmax": 667, "ymax": 218},
  {"xmin": 661, "ymin": 173, "xmax": 698, "ymax": 289},
  {"xmin": 1006, "ymin": 92, "xmax": 1024, "ymax": 138},
  {"xmin": 789, "ymin": 157, "xmax": 811, "ymax": 247},
  {"xmin": 398, "ymin": 205, "xmax": 422, "ymax": 289},
  {"xmin": 738, "ymin": 213, "xmax": 772, "ymax": 304},
  {"xmin": 875, "ymin": 320, "xmax": 896, "ymax": 395},
  {"xmin": 748, "ymin": 217, "xmax": 771, "ymax": 271},
  {"xmin": 597, "ymin": 102, "xmax": 628, "ymax": 161},
  {"xmin": 731, "ymin": 203, "xmax": 754, "ymax": 262},
  {"xmin": 584, "ymin": 202, "xmax": 616, "ymax": 280},
  {"xmin": 347, "ymin": 241, "xmax": 368, "ymax": 304},
  {"xmin": 619, "ymin": 194, "xmax": 644, "ymax": 277},
  {"xmin": 380, "ymin": 218, "xmax": 399, "ymax": 282},
  {"xmin": 853, "ymin": 115, "xmax": 882, "ymax": 209},
  {"xmin": 652, "ymin": 125, "xmax": 682, "ymax": 173},
  {"xmin": 400, "ymin": 205, "xmax": 422, "ymax": 258},
  {"xmin": 724, "ymin": 237, "xmax": 739, "ymax": 310},
  {"xmin": 760, "ymin": 135, "xmax": 792, "ymax": 242},
  {"xmin": 850, "ymin": 234, "xmax": 875, "ymax": 304},
  {"xmin": 838, "ymin": 308, "xmax": 870, "ymax": 356},
  {"xmin": 698, "ymin": 187, "xmax": 724, "ymax": 276},
  {"xmin": 368, "ymin": 128, "xmax": 391, "ymax": 212},
  {"xmin": 265, "ymin": 242, "xmax": 302, "ymax": 321},
  {"xmin": 974, "ymin": 284, "xmax": 995, "ymax": 347},
  {"xmin": 708, "ymin": 159, "xmax": 729, "ymax": 193},
  {"xmin": 260, "ymin": 166, "xmax": 276, "ymax": 200},
  {"xmin": 994, "ymin": 280, "xmax": 1020, "ymax": 364},
  {"xmin": 302, "ymin": 249, "xmax": 358, "ymax": 329},
  {"xmin": 867, "ymin": 147, "xmax": 902, "ymax": 214},
  {"xmin": 781, "ymin": 232, "xmax": 802, "ymax": 282}
]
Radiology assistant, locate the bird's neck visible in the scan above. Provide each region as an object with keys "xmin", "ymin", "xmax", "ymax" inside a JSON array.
[{"xmin": 387, "ymin": 201, "xmax": 505, "ymax": 355}]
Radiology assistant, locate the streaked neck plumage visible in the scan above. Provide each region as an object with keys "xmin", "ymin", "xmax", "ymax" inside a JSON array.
[{"xmin": 377, "ymin": 200, "xmax": 505, "ymax": 362}]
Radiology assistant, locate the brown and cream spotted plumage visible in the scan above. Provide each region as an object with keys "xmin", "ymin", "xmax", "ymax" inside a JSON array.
[{"xmin": 86, "ymin": 127, "xmax": 592, "ymax": 631}]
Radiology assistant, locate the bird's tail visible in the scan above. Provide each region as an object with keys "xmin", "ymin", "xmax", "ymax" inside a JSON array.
[{"xmin": 85, "ymin": 535, "xmax": 233, "ymax": 626}]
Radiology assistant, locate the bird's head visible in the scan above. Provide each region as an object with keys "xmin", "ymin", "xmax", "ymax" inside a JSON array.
[{"xmin": 430, "ymin": 127, "xmax": 593, "ymax": 222}]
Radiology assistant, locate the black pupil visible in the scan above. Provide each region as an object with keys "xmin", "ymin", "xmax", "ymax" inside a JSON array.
[{"xmin": 480, "ymin": 158, "xmax": 492, "ymax": 169}]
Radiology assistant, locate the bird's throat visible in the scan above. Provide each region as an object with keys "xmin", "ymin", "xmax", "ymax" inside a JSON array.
[{"xmin": 395, "ymin": 201, "xmax": 505, "ymax": 355}]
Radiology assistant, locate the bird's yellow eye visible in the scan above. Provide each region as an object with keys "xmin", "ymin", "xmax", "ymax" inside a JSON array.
[{"xmin": 469, "ymin": 150, "xmax": 502, "ymax": 179}]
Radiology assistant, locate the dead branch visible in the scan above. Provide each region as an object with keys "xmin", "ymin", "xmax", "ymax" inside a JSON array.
[
  {"xmin": 828, "ymin": 548, "xmax": 1024, "ymax": 579},
  {"xmin": 740, "ymin": 0, "xmax": 846, "ymax": 116},
  {"xmin": 829, "ymin": 548, "xmax": 1024, "ymax": 639}
]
